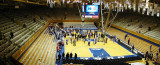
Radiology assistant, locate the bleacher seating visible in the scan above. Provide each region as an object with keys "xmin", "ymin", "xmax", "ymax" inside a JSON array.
[
  {"xmin": 0, "ymin": 8, "xmax": 50, "ymax": 64},
  {"xmin": 112, "ymin": 12, "xmax": 160, "ymax": 41}
]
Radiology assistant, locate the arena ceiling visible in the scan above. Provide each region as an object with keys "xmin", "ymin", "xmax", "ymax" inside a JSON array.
[{"xmin": 0, "ymin": 0, "xmax": 160, "ymax": 6}]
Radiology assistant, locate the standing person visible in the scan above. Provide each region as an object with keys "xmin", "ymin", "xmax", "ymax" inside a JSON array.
[
  {"xmin": 150, "ymin": 45, "xmax": 152, "ymax": 53},
  {"xmin": 118, "ymin": 38, "xmax": 120, "ymax": 44},
  {"xmin": 146, "ymin": 61, "xmax": 149, "ymax": 65},
  {"xmin": 62, "ymin": 52, "xmax": 65, "ymax": 60},
  {"xmin": 150, "ymin": 54, "xmax": 153, "ymax": 61},
  {"xmin": 156, "ymin": 51, "xmax": 158, "ymax": 61},
  {"xmin": 66, "ymin": 39, "xmax": 68, "ymax": 45},
  {"xmin": 73, "ymin": 39, "xmax": 76, "ymax": 46},
  {"xmin": 83, "ymin": 38, "xmax": 85, "ymax": 44},
  {"xmin": 94, "ymin": 33, "xmax": 95, "ymax": 38},
  {"xmin": 105, "ymin": 37, "xmax": 108, "ymax": 43},
  {"xmin": 70, "ymin": 38, "xmax": 72, "ymax": 44},
  {"xmin": 103, "ymin": 38, "xmax": 105, "ymax": 45},
  {"xmin": 99, "ymin": 33, "xmax": 101, "ymax": 38},
  {"xmin": 58, "ymin": 53, "xmax": 61, "ymax": 63},
  {"xmin": 95, "ymin": 38, "xmax": 97, "ymax": 44},
  {"xmin": 74, "ymin": 53, "xmax": 77, "ymax": 60},
  {"xmin": 124, "ymin": 33, "xmax": 128, "ymax": 40},
  {"xmin": 145, "ymin": 51, "xmax": 148, "ymax": 60},
  {"xmin": 88, "ymin": 39, "xmax": 90, "ymax": 46},
  {"xmin": 75, "ymin": 34, "xmax": 76, "ymax": 39},
  {"xmin": 70, "ymin": 53, "xmax": 73, "ymax": 59},
  {"xmin": 158, "ymin": 47, "xmax": 160, "ymax": 52},
  {"xmin": 114, "ymin": 35, "xmax": 116, "ymax": 41},
  {"xmin": 61, "ymin": 42, "xmax": 64, "ymax": 47},
  {"xmin": 128, "ymin": 38, "xmax": 130, "ymax": 45},
  {"xmin": 66, "ymin": 52, "xmax": 69, "ymax": 60},
  {"xmin": 76, "ymin": 35, "xmax": 78, "ymax": 41},
  {"xmin": 132, "ymin": 44, "xmax": 134, "ymax": 52}
]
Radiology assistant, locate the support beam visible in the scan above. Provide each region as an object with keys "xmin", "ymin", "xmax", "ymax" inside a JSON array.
[{"xmin": 104, "ymin": 5, "xmax": 112, "ymax": 32}]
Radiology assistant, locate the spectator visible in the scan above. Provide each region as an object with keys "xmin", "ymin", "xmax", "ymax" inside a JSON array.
[
  {"xmin": 150, "ymin": 45, "xmax": 152, "ymax": 53},
  {"xmin": 114, "ymin": 35, "xmax": 116, "ymax": 41},
  {"xmin": 11, "ymin": 18, "xmax": 14, "ymax": 22},
  {"xmin": 156, "ymin": 51, "xmax": 158, "ymax": 61},
  {"xmin": 76, "ymin": 35, "xmax": 78, "ymax": 41},
  {"xmin": 124, "ymin": 33, "xmax": 128, "ymax": 40},
  {"xmin": 148, "ymin": 26, "xmax": 151, "ymax": 31},
  {"xmin": 118, "ymin": 38, "xmax": 120, "ymax": 44},
  {"xmin": 75, "ymin": 34, "xmax": 76, "ymax": 39},
  {"xmin": 23, "ymin": 22, "xmax": 27, "ymax": 28},
  {"xmin": 61, "ymin": 42, "xmax": 64, "ymax": 47},
  {"xmin": 128, "ymin": 38, "xmax": 130, "ymax": 45},
  {"xmin": 57, "ymin": 43, "xmax": 60, "ymax": 52},
  {"xmin": 70, "ymin": 53, "xmax": 73, "ymax": 59},
  {"xmin": 33, "ymin": 18, "xmax": 36, "ymax": 22},
  {"xmin": 66, "ymin": 52, "xmax": 69, "ymax": 60},
  {"xmin": 83, "ymin": 38, "xmax": 85, "ymax": 44},
  {"xmin": 95, "ymin": 38, "xmax": 97, "ymax": 44},
  {"xmin": 58, "ymin": 53, "xmax": 61, "ymax": 63},
  {"xmin": 132, "ymin": 44, "xmax": 134, "ymax": 52},
  {"xmin": 158, "ymin": 47, "xmax": 160, "ymax": 52},
  {"xmin": 73, "ymin": 39, "xmax": 76, "ymax": 46},
  {"xmin": 146, "ymin": 61, "xmax": 149, "ymax": 65},
  {"xmin": 139, "ymin": 24, "xmax": 143, "ymax": 28},
  {"xmin": 66, "ymin": 39, "xmax": 68, "ymax": 45},
  {"xmin": 139, "ymin": 30, "xmax": 141, "ymax": 33},
  {"xmin": 70, "ymin": 38, "xmax": 72, "ymax": 44},
  {"xmin": 127, "ymin": 24, "xmax": 131, "ymax": 26},
  {"xmin": 94, "ymin": 33, "xmax": 95, "ymax": 38},
  {"xmin": 74, "ymin": 53, "xmax": 77, "ymax": 60},
  {"xmin": 62, "ymin": 52, "xmax": 65, "ymax": 59},
  {"xmin": 150, "ymin": 54, "xmax": 153, "ymax": 61},
  {"xmin": 88, "ymin": 39, "xmax": 90, "ymax": 46},
  {"xmin": 145, "ymin": 51, "xmax": 148, "ymax": 60},
  {"xmin": 103, "ymin": 38, "xmax": 105, "ymax": 45},
  {"xmin": 10, "ymin": 31, "xmax": 14, "ymax": 39}
]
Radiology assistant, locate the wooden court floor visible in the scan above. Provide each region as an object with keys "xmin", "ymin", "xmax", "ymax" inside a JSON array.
[
  {"xmin": 64, "ymin": 33, "xmax": 134, "ymax": 58},
  {"xmin": 18, "ymin": 28, "xmax": 57, "ymax": 65}
]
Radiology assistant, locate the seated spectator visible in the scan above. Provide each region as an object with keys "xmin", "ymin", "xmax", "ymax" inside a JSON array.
[
  {"xmin": 127, "ymin": 24, "xmax": 131, "ymax": 26},
  {"xmin": 139, "ymin": 24, "xmax": 143, "ymax": 28},
  {"xmin": 10, "ymin": 31, "xmax": 14, "ymax": 39},
  {"xmin": 11, "ymin": 18, "xmax": 14, "ymax": 22},
  {"xmin": 148, "ymin": 26, "xmax": 151, "ymax": 31},
  {"xmin": 40, "ymin": 16, "xmax": 43, "ymax": 20},
  {"xmin": 23, "ymin": 22, "xmax": 27, "ymax": 28},
  {"xmin": 33, "ymin": 18, "xmax": 36, "ymax": 22},
  {"xmin": 139, "ymin": 30, "xmax": 141, "ymax": 33}
]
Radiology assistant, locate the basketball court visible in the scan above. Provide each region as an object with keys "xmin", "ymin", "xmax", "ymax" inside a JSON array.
[{"xmin": 63, "ymin": 32, "xmax": 137, "ymax": 60}]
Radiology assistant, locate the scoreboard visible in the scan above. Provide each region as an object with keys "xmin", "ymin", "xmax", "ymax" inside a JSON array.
[{"xmin": 82, "ymin": 3, "xmax": 100, "ymax": 19}]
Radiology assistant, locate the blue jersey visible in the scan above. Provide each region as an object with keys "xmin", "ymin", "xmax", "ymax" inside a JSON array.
[
  {"xmin": 95, "ymin": 38, "xmax": 97, "ymax": 41},
  {"xmin": 66, "ymin": 39, "xmax": 68, "ymax": 42}
]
